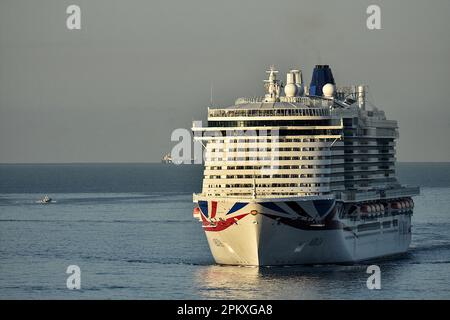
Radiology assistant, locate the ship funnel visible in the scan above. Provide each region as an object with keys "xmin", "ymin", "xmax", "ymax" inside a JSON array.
[
  {"xmin": 309, "ymin": 65, "xmax": 335, "ymax": 96},
  {"xmin": 286, "ymin": 72, "xmax": 295, "ymax": 85},
  {"xmin": 290, "ymin": 69, "xmax": 304, "ymax": 96},
  {"xmin": 291, "ymin": 70, "xmax": 303, "ymax": 85}
]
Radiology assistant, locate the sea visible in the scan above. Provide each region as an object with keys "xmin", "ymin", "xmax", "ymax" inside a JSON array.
[{"xmin": 0, "ymin": 163, "xmax": 449, "ymax": 299}]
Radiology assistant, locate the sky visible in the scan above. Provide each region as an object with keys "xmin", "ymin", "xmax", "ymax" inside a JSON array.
[{"xmin": 0, "ymin": 0, "xmax": 449, "ymax": 163}]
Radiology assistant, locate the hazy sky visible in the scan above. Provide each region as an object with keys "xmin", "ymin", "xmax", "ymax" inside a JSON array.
[{"xmin": 1, "ymin": 0, "xmax": 449, "ymax": 163}]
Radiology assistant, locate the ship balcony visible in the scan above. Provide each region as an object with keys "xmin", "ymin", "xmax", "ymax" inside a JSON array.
[
  {"xmin": 343, "ymin": 149, "xmax": 395, "ymax": 155},
  {"xmin": 203, "ymin": 168, "xmax": 342, "ymax": 175},
  {"xmin": 344, "ymin": 165, "xmax": 394, "ymax": 172},
  {"xmin": 330, "ymin": 176, "xmax": 346, "ymax": 182},
  {"xmin": 191, "ymin": 125, "xmax": 343, "ymax": 132},
  {"xmin": 335, "ymin": 191, "xmax": 381, "ymax": 202},
  {"xmin": 195, "ymin": 134, "xmax": 343, "ymax": 142},
  {"xmin": 343, "ymin": 157, "xmax": 395, "ymax": 163},
  {"xmin": 205, "ymin": 150, "xmax": 342, "ymax": 158},
  {"xmin": 364, "ymin": 119, "xmax": 398, "ymax": 129},
  {"xmin": 344, "ymin": 140, "xmax": 381, "ymax": 146},
  {"xmin": 204, "ymin": 158, "xmax": 345, "ymax": 166},
  {"xmin": 202, "ymin": 186, "xmax": 332, "ymax": 195},
  {"xmin": 206, "ymin": 141, "xmax": 344, "ymax": 149},
  {"xmin": 335, "ymin": 186, "xmax": 420, "ymax": 202},
  {"xmin": 206, "ymin": 104, "xmax": 332, "ymax": 119},
  {"xmin": 350, "ymin": 141, "xmax": 395, "ymax": 147},
  {"xmin": 383, "ymin": 186, "xmax": 420, "ymax": 198},
  {"xmin": 343, "ymin": 173, "xmax": 391, "ymax": 180},
  {"xmin": 202, "ymin": 177, "xmax": 334, "ymax": 184},
  {"xmin": 357, "ymin": 133, "xmax": 399, "ymax": 139}
]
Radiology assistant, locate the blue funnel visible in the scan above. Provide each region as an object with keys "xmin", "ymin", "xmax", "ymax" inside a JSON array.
[{"xmin": 309, "ymin": 65, "xmax": 335, "ymax": 96}]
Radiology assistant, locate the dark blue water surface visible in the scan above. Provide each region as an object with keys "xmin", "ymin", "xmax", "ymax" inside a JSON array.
[{"xmin": 0, "ymin": 163, "xmax": 449, "ymax": 299}]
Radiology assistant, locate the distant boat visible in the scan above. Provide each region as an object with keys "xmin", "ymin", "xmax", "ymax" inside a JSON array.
[
  {"xmin": 162, "ymin": 153, "xmax": 196, "ymax": 164},
  {"xmin": 37, "ymin": 195, "xmax": 53, "ymax": 204},
  {"xmin": 161, "ymin": 153, "xmax": 173, "ymax": 164}
]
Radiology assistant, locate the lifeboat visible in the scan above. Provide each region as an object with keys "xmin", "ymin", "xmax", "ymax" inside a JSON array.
[
  {"xmin": 407, "ymin": 200, "xmax": 413, "ymax": 212},
  {"xmin": 370, "ymin": 204, "xmax": 377, "ymax": 217},
  {"xmin": 369, "ymin": 204, "xmax": 376, "ymax": 217},
  {"xmin": 391, "ymin": 202, "xmax": 400, "ymax": 210},
  {"xmin": 402, "ymin": 201, "xmax": 408, "ymax": 211},
  {"xmin": 37, "ymin": 195, "xmax": 53, "ymax": 204},
  {"xmin": 403, "ymin": 201, "xmax": 409, "ymax": 211},
  {"xmin": 376, "ymin": 204, "xmax": 383, "ymax": 216},
  {"xmin": 367, "ymin": 205, "xmax": 372, "ymax": 217},
  {"xmin": 378, "ymin": 204, "xmax": 384, "ymax": 216},
  {"xmin": 360, "ymin": 205, "xmax": 371, "ymax": 216}
]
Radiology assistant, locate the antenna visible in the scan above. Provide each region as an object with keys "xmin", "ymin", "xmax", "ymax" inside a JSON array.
[
  {"xmin": 252, "ymin": 170, "xmax": 257, "ymax": 199},
  {"xmin": 263, "ymin": 65, "xmax": 281, "ymax": 103},
  {"xmin": 210, "ymin": 82, "xmax": 213, "ymax": 107}
]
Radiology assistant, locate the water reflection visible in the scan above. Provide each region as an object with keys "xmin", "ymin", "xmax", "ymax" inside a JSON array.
[{"xmin": 194, "ymin": 260, "xmax": 409, "ymax": 299}]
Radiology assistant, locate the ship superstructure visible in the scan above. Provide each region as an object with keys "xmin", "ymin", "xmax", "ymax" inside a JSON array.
[{"xmin": 192, "ymin": 65, "xmax": 419, "ymax": 266}]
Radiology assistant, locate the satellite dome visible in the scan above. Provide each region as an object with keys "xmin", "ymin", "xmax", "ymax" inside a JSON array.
[
  {"xmin": 284, "ymin": 83, "xmax": 297, "ymax": 97},
  {"xmin": 322, "ymin": 83, "xmax": 335, "ymax": 97}
]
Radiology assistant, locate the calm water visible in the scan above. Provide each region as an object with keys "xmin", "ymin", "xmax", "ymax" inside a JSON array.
[{"xmin": 0, "ymin": 163, "xmax": 449, "ymax": 299}]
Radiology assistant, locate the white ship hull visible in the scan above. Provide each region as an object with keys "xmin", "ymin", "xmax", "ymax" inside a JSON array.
[{"xmin": 196, "ymin": 198, "xmax": 412, "ymax": 266}]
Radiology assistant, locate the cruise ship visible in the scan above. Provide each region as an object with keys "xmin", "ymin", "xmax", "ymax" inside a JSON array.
[{"xmin": 192, "ymin": 65, "xmax": 420, "ymax": 266}]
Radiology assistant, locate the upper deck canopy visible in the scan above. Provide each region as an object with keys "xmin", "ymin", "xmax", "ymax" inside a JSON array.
[{"xmin": 226, "ymin": 97, "xmax": 332, "ymax": 110}]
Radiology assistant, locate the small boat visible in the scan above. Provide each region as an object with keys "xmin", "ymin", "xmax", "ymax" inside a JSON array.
[
  {"xmin": 37, "ymin": 195, "xmax": 53, "ymax": 204},
  {"xmin": 161, "ymin": 153, "xmax": 173, "ymax": 164}
]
